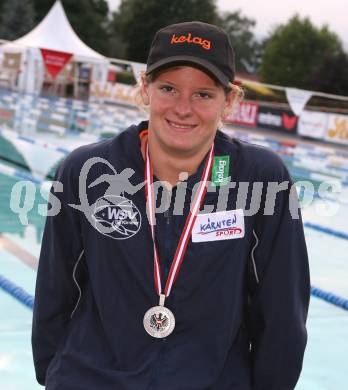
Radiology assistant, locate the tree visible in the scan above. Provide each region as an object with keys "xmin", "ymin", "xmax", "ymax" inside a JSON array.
[
  {"xmin": 259, "ymin": 15, "xmax": 342, "ymax": 91},
  {"xmin": 107, "ymin": 10, "xmax": 127, "ymax": 59},
  {"xmin": 0, "ymin": 0, "xmax": 36, "ymax": 40},
  {"xmin": 219, "ymin": 10, "xmax": 260, "ymax": 74},
  {"xmin": 306, "ymin": 51, "xmax": 348, "ymax": 95},
  {"xmin": 110, "ymin": 0, "xmax": 219, "ymax": 62},
  {"xmin": 32, "ymin": 0, "xmax": 110, "ymax": 55},
  {"xmin": 32, "ymin": 0, "xmax": 59, "ymax": 23}
]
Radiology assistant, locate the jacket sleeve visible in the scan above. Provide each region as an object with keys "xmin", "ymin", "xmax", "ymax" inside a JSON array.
[
  {"xmin": 32, "ymin": 157, "xmax": 84, "ymax": 385},
  {"xmin": 247, "ymin": 159, "xmax": 310, "ymax": 390}
]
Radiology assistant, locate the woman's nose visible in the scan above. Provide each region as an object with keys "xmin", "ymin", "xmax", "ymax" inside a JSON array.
[{"xmin": 173, "ymin": 94, "xmax": 193, "ymax": 118}]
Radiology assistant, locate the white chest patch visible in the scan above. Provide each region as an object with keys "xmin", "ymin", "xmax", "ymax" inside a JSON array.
[{"xmin": 192, "ymin": 209, "xmax": 245, "ymax": 243}]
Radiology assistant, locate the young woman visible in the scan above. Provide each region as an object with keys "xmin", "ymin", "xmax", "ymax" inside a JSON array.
[{"xmin": 32, "ymin": 21, "xmax": 310, "ymax": 389}]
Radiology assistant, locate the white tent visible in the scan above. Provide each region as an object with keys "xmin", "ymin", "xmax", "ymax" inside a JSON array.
[
  {"xmin": 0, "ymin": 0, "xmax": 109, "ymax": 94},
  {"xmin": 13, "ymin": 0, "xmax": 106, "ymax": 63}
]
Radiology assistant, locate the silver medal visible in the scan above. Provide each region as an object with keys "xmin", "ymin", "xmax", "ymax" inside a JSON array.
[{"xmin": 143, "ymin": 305, "xmax": 175, "ymax": 338}]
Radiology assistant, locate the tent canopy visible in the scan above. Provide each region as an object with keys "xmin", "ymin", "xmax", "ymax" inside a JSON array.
[{"xmin": 10, "ymin": 0, "xmax": 106, "ymax": 63}]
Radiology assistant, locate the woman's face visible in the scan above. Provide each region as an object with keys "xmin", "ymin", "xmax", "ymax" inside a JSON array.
[{"xmin": 142, "ymin": 66, "xmax": 233, "ymax": 157}]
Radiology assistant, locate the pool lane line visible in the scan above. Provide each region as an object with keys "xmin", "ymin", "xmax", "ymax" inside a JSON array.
[
  {"xmin": 311, "ymin": 287, "xmax": 348, "ymax": 311},
  {"xmin": 0, "ymin": 161, "xmax": 43, "ymax": 184},
  {"xmin": 0, "ymin": 274, "xmax": 34, "ymax": 310},
  {"xmin": 304, "ymin": 222, "xmax": 348, "ymax": 241},
  {"xmin": 0, "ymin": 127, "xmax": 70, "ymax": 155},
  {"xmin": 0, "ymin": 234, "xmax": 38, "ymax": 270}
]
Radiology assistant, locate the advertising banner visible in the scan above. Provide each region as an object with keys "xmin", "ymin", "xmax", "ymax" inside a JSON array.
[
  {"xmin": 3, "ymin": 52, "xmax": 22, "ymax": 71},
  {"xmin": 40, "ymin": 48, "xmax": 73, "ymax": 80},
  {"xmin": 0, "ymin": 109, "xmax": 14, "ymax": 126},
  {"xmin": 90, "ymin": 82, "xmax": 136, "ymax": 105},
  {"xmin": 79, "ymin": 67, "xmax": 91, "ymax": 81},
  {"xmin": 325, "ymin": 114, "xmax": 348, "ymax": 145},
  {"xmin": 224, "ymin": 101, "xmax": 259, "ymax": 127},
  {"xmin": 298, "ymin": 110, "xmax": 328, "ymax": 139},
  {"xmin": 107, "ymin": 70, "xmax": 117, "ymax": 83},
  {"xmin": 257, "ymin": 106, "xmax": 298, "ymax": 134}
]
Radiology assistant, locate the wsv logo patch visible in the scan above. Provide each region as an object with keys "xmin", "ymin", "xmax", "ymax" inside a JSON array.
[{"xmin": 92, "ymin": 195, "xmax": 141, "ymax": 240}]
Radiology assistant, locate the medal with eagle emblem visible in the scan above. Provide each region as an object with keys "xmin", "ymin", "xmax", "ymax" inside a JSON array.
[{"xmin": 143, "ymin": 295, "xmax": 175, "ymax": 338}]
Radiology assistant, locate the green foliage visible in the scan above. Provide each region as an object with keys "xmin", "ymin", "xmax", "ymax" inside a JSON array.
[
  {"xmin": 107, "ymin": 10, "xmax": 127, "ymax": 59},
  {"xmin": 0, "ymin": 0, "xmax": 36, "ymax": 40},
  {"xmin": 31, "ymin": 0, "xmax": 55, "ymax": 23},
  {"xmin": 32, "ymin": 0, "xmax": 110, "ymax": 55},
  {"xmin": 259, "ymin": 15, "xmax": 343, "ymax": 91},
  {"xmin": 306, "ymin": 51, "xmax": 348, "ymax": 95},
  {"xmin": 219, "ymin": 10, "xmax": 260, "ymax": 74},
  {"xmin": 92, "ymin": 0, "xmax": 109, "ymax": 18},
  {"xmin": 116, "ymin": 70, "xmax": 136, "ymax": 85},
  {"xmin": 110, "ymin": 0, "xmax": 219, "ymax": 62}
]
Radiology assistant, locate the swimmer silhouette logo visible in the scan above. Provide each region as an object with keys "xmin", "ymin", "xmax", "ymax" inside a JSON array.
[
  {"xmin": 92, "ymin": 195, "xmax": 141, "ymax": 240},
  {"xmin": 69, "ymin": 157, "xmax": 144, "ymax": 240}
]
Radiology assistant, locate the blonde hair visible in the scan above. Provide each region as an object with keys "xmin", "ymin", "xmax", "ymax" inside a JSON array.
[{"xmin": 133, "ymin": 69, "xmax": 244, "ymax": 121}]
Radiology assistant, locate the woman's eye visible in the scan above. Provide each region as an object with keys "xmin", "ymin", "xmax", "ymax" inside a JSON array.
[
  {"xmin": 160, "ymin": 85, "xmax": 174, "ymax": 93},
  {"xmin": 196, "ymin": 92, "xmax": 212, "ymax": 99}
]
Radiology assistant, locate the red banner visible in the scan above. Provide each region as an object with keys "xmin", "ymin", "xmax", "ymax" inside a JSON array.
[
  {"xmin": 107, "ymin": 70, "xmax": 117, "ymax": 83},
  {"xmin": 40, "ymin": 48, "xmax": 73, "ymax": 80},
  {"xmin": 224, "ymin": 101, "xmax": 259, "ymax": 127}
]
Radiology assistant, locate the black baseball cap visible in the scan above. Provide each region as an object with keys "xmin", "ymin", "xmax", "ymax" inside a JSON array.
[{"xmin": 145, "ymin": 21, "xmax": 235, "ymax": 87}]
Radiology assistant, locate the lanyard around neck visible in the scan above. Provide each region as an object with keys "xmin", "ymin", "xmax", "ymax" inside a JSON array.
[{"xmin": 144, "ymin": 141, "xmax": 214, "ymax": 298}]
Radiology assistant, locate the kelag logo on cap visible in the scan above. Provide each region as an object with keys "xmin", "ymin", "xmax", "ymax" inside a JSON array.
[
  {"xmin": 171, "ymin": 33, "xmax": 211, "ymax": 50},
  {"xmin": 146, "ymin": 21, "xmax": 235, "ymax": 86}
]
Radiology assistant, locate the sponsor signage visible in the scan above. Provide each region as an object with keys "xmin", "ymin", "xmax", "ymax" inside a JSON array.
[
  {"xmin": 40, "ymin": 48, "xmax": 73, "ymax": 80},
  {"xmin": 0, "ymin": 109, "xmax": 14, "ymax": 120},
  {"xmin": 224, "ymin": 101, "xmax": 259, "ymax": 127},
  {"xmin": 0, "ymin": 109, "xmax": 14, "ymax": 126},
  {"xmin": 298, "ymin": 110, "xmax": 328, "ymax": 139},
  {"xmin": 192, "ymin": 209, "xmax": 245, "ymax": 243},
  {"xmin": 90, "ymin": 82, "xmax": 136, "ymax": 105},
  {"xmin": 3, "ymin": 52, "xmax": 22, "ymax": 71},
  {"xmin": 79, "ymin": 67, "xmax": 91, "ymax": 81},
  {"xmin": 257, "ymin": 106, "xmax": 298, "ymax": 133},
  {"xmin": 212, "ymin": 156, "xmax": 230, "ymax": 186},
  {"xmin": 107, "ymin": 70, "xmax": 117, "ymax": 83},
  {"xmin": 325, "ymin": 114, "xmax": 348, "ymax": 145}
]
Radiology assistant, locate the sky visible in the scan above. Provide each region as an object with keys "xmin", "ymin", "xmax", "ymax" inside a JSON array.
[{"xmin": 106, "ymin": 0, "xmax": 347, "ymax": 46}]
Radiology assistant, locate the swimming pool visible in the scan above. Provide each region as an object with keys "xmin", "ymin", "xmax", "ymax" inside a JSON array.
[{"xmin": 1, "ymin": 125, "xmax": 347, "ymax": 389}]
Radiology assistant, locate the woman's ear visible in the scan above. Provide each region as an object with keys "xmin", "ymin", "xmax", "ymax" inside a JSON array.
[
  {"xmin": 222, "ymin": 90, "xmax": 235, "ymax": 120},
  {"xmin": 141, "ymin": 75, "xmax": 150, "ymax": 105}
]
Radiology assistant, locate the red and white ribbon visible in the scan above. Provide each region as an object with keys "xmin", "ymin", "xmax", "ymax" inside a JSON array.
[{"xmin": 145, "ymin": 141, "xmax": 214, "ymax": 298}]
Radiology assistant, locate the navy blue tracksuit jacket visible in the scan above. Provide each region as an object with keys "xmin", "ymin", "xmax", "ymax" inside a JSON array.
[{"xmin": 32, "ymin": 121, "xmax": 310, "ymax": 389}]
